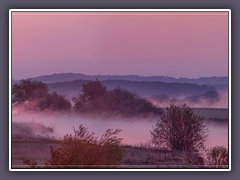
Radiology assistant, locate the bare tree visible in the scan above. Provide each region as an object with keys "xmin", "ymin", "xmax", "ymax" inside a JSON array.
[{"xmin": 150, "ymin": 104, "xmax": 207, "ymax": 152}]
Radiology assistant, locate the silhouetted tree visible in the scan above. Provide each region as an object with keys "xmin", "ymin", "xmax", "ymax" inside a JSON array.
[
  {"xmin": 73, "ymin": 81, "xmax": 108, "ymax": 112},
  {"xmin": 109, "ymin": 88, "xmax": 161, "ymax": 116},
  {"xmin": 38, "ymin": 92, "xmax": 71, "ymax": 112},
  {"xmin": 12, "ymin": 80, "xmax": 48, "ymax": 103},
  {"xmin": 81, "ymin": 80, "xmax": 107, "ymax": 100},
  {"xmin": 150, "ymin": 104, "xmax": 207, "ymax": 152},
  {"xmin": 73, "ymin": 81, "xmax": 162, "ymax": 116},
  {"xmin": 13, "ymin": 80, "xmax": 72, "ymax": 112}
]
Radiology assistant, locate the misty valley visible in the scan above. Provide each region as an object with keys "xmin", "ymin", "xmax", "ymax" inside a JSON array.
[{"xmin": 12, "ymin": 73, "xmax": 229, "ymax": 169}]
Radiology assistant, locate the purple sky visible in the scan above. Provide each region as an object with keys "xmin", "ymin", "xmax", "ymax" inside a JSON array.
[{"xmin": 12, "ymin": 11, "xmax": 229, "ymax": 79}]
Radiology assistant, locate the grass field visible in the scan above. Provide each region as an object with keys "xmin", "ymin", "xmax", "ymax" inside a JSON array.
[
  {"xmin": 12, "ymin": 140, "xmax": 206, "ymax": 168},
  {"xmin": 11, "ymin": 107, "xmax": 229, "ymax": 168}
]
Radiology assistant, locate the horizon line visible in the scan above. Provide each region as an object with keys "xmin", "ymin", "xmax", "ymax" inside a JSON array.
[{"xmin": 12, "ymin": 72, "xmax": 228, "ymax": 81}]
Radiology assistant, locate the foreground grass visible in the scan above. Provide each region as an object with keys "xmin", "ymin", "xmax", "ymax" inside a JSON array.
[{"xmin": 12, "ymin": 140, "xmax": 213, "ymax": 169}]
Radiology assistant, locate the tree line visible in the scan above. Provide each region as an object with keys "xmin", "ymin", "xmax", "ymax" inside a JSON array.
[
  {"xmin": 13, "ymin": 79, "xmax": 162, "ymax": 116},
  {"xmin": 13, "ymin": 80, "xmax": 228, "ymax": 168}
]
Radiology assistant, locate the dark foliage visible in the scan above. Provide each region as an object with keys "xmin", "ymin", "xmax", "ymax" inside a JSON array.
[
  {"xmin": 73, "ymin": 80, "xmax": 162, "ymax": 117},
  {"xmin": 206, "ymin": 146, "xmax": 228, "ymax": 167},
  {"xmin": 13, "ymin": 80, "xmax": 48, "ymax": 103},
  {"xmin": 38, "ymin": 92, "xmax": 71, "ymax": 112},
  {"xmin": 150, "ymin": 104, "xmax": 207, "ymax": 152},
  {"xmin": 45, "ymin": 124, "xmax": 124, "ymax": 167},
  {"xmin": 108, "ymin": 88, "xmax": 161, "ymax": 116},
  {"xmin": 13, "ymin": 80, "xmax": 71, "ymax": 112},
  {"xmin": 73, "ymin": 81, "xmax": 108, "ymax": 113}
]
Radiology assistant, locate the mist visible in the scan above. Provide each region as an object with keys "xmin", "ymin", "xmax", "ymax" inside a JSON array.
[
  {"xmin": 12, "ymin": 121, "xmax": 54, "ymax": 140},
  {"xmin": 149, "ymin": 90, "xmax": 228, "ymax": 109},
  {"xmin": 12, "ymin": 110, "xmax": 228, "ymax": 148}
]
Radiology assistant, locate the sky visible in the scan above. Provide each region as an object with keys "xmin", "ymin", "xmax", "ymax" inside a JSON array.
[{"xmin": 12, "ymin": 11, "xmax": 229, "ymax": 79}]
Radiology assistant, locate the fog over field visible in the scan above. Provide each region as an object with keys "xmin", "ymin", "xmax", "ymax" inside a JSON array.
[
  {"xmin": 12, "ymin": 74, "xmax": 229, "ymax": 148},
  {"xmin": 12, "ymin": 110, "xmax": 228, "ymax": 148},
  {"xmin": 11, "ymin": 11, "xmax": 229, "ymax": 168}
]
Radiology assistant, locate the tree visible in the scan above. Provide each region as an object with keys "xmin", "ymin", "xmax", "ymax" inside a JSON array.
[
  {"xmin": 13, "ymin": 80, "xmax": 72, "ymax": 112},
  {"xmin": 45, "ymin": 124, "xmax": 124, "ymax": 167},
  {"xmin": 206, "ymin": 146, "xmax": 228, "ymax": 167},
  {"xmin": 150, "ymin": 104, "xmax": 207, "ymax": 152},
  {"xmin": 109, "ymin": 88, "xmax": 161, "ymax": 116},
  {"xmin": 73, "ymin": 81, "xmax": 162, "ymax": 116},
  {"xmin": 12, "ymin": 80, "xmax": 48, "ymax": 103},
  {"xmin": 38, "ymin": 92, "xmax": 72, "ymax": 112},
  {"xmin": 73, "ymin": 80, "xmax": 108, "ymax": 112}
]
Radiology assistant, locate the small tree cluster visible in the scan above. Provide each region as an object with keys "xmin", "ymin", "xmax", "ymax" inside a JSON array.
[
  {"xmin": 46, "ymin": 124, "xmax": 124, "ymax": 167},
  {"xmin": 13, "ymin": 80, "xmax": 48, "ymax": 103},
  {"xmin": 151, "ymin": 104, "xmax": 207, "ymax": 152},
  {"xmin": 73, "ymin": 80, "xmax": 162, "ymax": 117},
  {"xmin": 38, "ymin": 92, "xmax": 71, "ymax": 111},
  {"xmin": 13, "ymin": 80, "xmax": 71, "ymax": 112},
  {"xmin": 13, "ymin": 80, "xmax": 161, "ymax": 116}
]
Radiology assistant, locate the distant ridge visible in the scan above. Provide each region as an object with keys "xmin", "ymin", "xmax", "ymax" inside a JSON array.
[
  {"xmin": 27, "ymin": 73, "xmax": 228, "ymax": 85},
  {"xmin": 46, "ymin": 79, "xmax": 217, "ymax": 99}
]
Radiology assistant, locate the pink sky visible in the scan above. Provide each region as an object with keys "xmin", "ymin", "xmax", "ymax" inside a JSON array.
[{"xmin": 12, "ymin": 11, "xmax": 229, "ymax": 79}]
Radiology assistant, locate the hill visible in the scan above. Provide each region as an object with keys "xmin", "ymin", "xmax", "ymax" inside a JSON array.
[
  {"xmin": 47, "ymin": 79, "xmax": 217, "ymax": 98},
  {"xmin": 30, "ymin": 73, "xmax": 228, "ymax": 86}
]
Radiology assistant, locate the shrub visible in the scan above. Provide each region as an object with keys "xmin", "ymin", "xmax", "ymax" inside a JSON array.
[
  {"xmin": 45, "ymin": 124, "xmax": 124, "ymax": 168},
  {"xmin": 206, "ymin": 146, "xmax": 228, "ymax": 167},
  {"xmin": 150, "ymin": 104, "xmax": 207, "ymax": 152}
]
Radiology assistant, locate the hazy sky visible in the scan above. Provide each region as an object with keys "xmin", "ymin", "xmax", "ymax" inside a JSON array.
[{"xmin": 12, "ymin": 11, "xmax": 229, "ymax": 79}]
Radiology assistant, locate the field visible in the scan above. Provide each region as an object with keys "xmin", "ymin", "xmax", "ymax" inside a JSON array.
[
  {"xmin": 11, "ymin": 108, "xmax": 228, "ymax": 168},
  {"xmin": 12, "ymin": 140, "xmax": 206, "ymax": 169}
]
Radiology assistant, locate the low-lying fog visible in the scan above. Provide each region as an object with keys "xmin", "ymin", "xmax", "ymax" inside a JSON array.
[
  {"xmin": 12, "ymin": 111, "xmax": 228, "ymax": 148},
  {"xmin": 149, "ymin": 92, "xmax": 228, "ymax": 109}
]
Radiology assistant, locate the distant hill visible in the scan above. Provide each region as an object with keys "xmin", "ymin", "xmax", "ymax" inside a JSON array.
[
  {"xmin": 47, "ymin": 79, "xmax": 217, "ymax": 99},
  {"xmin": 30, "ymin": 73, "xmax": 228, "ymax": 86}
]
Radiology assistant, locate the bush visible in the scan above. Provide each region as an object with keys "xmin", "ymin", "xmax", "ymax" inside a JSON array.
[
  {"xmin": 45, "ymin": 124, "xmax": 124, "ymax": 168},
  {"xmin": 206, "ymin": 146, "xmax": 228, "ymax": 167},
  {"xmin": 150, "ymin": 104, "xmax": 207, "ymax": 152}
]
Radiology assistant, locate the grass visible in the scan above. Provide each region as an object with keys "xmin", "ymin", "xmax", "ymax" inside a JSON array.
[
  {"xmin": 11, "ymin": 107, "xmax": 229, "ymax": 169},
  {"xmin": 12, "ymin": 141, "xmax": 207, "ymax": 168}
]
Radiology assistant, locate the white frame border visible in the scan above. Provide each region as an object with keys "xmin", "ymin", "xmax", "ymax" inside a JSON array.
[{"xmin": 9, "ymin": 9, "xmax": 231, "ymax": 172}]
